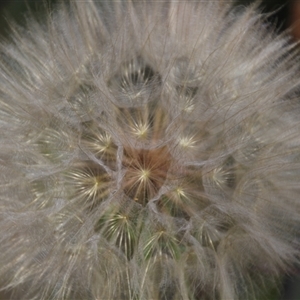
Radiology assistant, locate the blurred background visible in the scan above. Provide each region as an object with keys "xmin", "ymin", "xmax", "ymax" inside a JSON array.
[{"xmin": 0, "ymin": 0, "xmax": 299, "ymax": 299}]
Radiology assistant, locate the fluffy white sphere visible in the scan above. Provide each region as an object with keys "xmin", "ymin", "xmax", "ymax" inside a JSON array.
[{"xmin": 0, "ymin": 1, "xmax": 300, "ymax": 299}]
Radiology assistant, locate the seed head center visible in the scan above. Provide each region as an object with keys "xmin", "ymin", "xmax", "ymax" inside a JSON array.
[
  {"xmin": 122, "ymin": 146, "xmax": 171, "ymax": 205},
  {"xmin": 139, "ymin": 169, "xmax": 150, "ymax": 181}
]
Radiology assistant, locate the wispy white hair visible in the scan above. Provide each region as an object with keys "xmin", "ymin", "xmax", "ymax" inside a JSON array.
[{"xmin": 0, "ymin": 1, "xmax": 300, "ymax": 299}]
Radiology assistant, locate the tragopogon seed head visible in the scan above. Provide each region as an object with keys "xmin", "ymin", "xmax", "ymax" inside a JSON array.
[{"xmin": 1, "ymin": 1, "xmax": 300, "ymax": 299}]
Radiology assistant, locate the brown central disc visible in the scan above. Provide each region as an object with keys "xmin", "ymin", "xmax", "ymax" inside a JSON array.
[{"xmin": 122, "ymin": 146, "xmax": 172, "ymax": 205}]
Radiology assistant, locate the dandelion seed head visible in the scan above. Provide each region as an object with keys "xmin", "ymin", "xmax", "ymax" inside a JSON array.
[{"xmin": 0, "ymin": 0, "xmax": 300, "ymax": 299}]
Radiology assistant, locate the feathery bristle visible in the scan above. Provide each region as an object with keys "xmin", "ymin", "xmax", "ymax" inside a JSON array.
[{"xmin": 0, "ymin": 1, "xmax": 300, "ymax": 299}]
